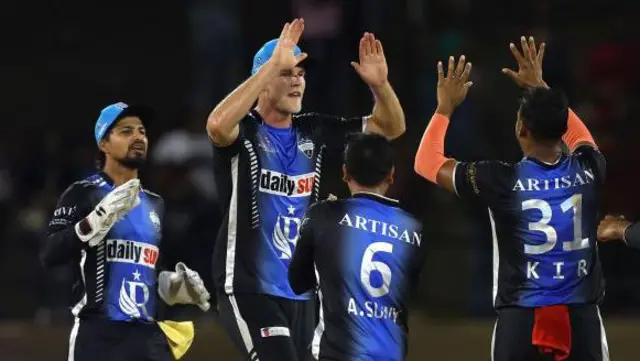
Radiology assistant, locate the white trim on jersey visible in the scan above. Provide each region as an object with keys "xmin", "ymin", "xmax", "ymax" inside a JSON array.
[
  {"xmin": 362, "ymin": 116, "xmax": 368, "ymax": 132},
  {"xmin": 597, "ymin": 307, "xmax": 610, "ymax": 361},
  {"xmin": 67, "ymin": 317, "xmax": 80, "ymax": 361},
  {"xmin": 488, "ymin": 208, "xmax": 500, "ymax": 306},
  {"xmin": 452, "ymin": 162, "xmax": 460, "ymax": 197},
  {"xmin": 311, "ymin": 263, "xmax": 324, "ymax": 360},
  {"xmin": 225, "ymin": 155, "xmax": 240, "ymax": 294},
  {"xmin": 490, "ymin": 319, "xmax": 497, "ymax": 361},
  {"xmin": 95, "ymin": 242, "xmax": 105, "ymax": 303},
  {"xmin": 229, "ymin": 295, "xmax": 259, "ymax": 361},
  {"xmin": 69, "ymin": 249, "xmax": 87, "ymax": 361},
  {"xmin": 71, "ymin": 250, "xmax": 88, "ymax": 316}
]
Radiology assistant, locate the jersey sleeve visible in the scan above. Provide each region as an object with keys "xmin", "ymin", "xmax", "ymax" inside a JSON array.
[
  {"xmin": 288, "ymin": 202, "xmax": 325, "ymax": 294},
  {"xmin": 41, "ymin": 183, "xmax": 93, "ymax": 269},
  {"xmin": 573, "ymin": 145, "xmax": 606, "ymax": 184},
  {"xmin": 624, "ymin": 222, "xmax": 640, "ymax": 249},
  {"xmin": 453, "ymin": 160, "xmax": 514, "ymax": 204},
  {"xmin": 211, "ymin": 119, "xmax": 248, "ymax": 159}
]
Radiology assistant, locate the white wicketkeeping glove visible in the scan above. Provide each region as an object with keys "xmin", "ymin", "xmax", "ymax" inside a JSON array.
[
  {"xmin": 158, "ymin": 262, "xmax": 211, "ymax": 312},
  {"xmin": 75, "ymin": 178, "xmax": 141, "ymax": 247}
]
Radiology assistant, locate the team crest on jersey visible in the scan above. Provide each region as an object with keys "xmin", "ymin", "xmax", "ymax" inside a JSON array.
[
  {"xmin": 297, "ymin": 138, "xmax": 314, "ymax": 159},
  {"xmin": 149, "ymin": 211, "xmax": 161, "ymax": 232}
]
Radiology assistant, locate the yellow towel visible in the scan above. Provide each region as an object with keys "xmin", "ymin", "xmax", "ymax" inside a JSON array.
[{"xmin": 157, "ymin": 320, "xmax": 195, "ymax": 360}]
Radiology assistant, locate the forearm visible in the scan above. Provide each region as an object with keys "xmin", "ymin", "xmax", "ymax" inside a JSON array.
[
  {"xmin": 41, "ymin": 226, "xmax": 85, "ymax": 269},
  {"xmin": 624, "ymin": 222, "xmax": 640, "ymax": 249},
  {"xmin": 414, "ymin": 111, "xmax": 453, "ymax": 184},
  {"xmin": 368, "ymin": 82, "xmax": 406, "ymax": 139},
  {"xmin": 207, "ymin": 62, "xmax": 280, "ymax": 145},
  {"xmin": 562, "ymin": 109, "xmax": 596, "ymax": 151}
]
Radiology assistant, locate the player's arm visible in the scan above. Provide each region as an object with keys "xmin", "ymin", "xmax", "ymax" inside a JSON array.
[
  {"xmin": 598, "ymin": 216, "xmax": 640, "ymax": 249},
  {"xmin": 414, "ymin": 55, "xmax": 472, "ymax": 193},
  {"xmin": 40, "ymin": 184, "xmax": 92, "ymax": 269},
  {"xmin": 206, "ymin": 19, "xmax": 308, "ymax": 147},
  {"xmin": 288, "ymin": 205, "xmax": 322, "ymax": 294},
  {"xmin": 41, "ymin": 179, "xmax": 141, "ymax": 269},
  {"xmin": 350, "ymin": 33, "xmax": 405, "ymax": 140}
]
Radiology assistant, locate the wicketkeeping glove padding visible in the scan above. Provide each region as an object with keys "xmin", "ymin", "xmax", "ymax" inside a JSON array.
[
  {"xmin": 158, "ymin": 262, "xmax": 211, "ymax": 312},
  {"xmin": 75, "ymin": 178, "xmax": 141, "ymax": 247}
]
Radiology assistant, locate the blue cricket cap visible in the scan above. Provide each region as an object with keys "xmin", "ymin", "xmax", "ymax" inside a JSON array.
[
  {"xmin": 94, "ymin": 102, "xmax": 151, "ymax": 145},
  {"xmin": 251, "ymin": 38, "xmax": 312, "ymax": 75}
]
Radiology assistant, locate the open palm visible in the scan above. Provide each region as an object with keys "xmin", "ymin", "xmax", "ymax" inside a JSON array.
[
  {"xmin": 271, "ymin": 18, "xmax": 308, "ymax": 71},
  {"xmin": 351, "ymin": 33, "xmax": 388, "ymax": 88},
  {"xmin": 502, "ymin": 36, "xmax": 548, "ymax": 89}
]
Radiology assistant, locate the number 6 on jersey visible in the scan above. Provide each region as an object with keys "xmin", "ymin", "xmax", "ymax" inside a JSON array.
[{"xmin": 360, "ymin": 242, "xmax": 393, "ymax": 297}]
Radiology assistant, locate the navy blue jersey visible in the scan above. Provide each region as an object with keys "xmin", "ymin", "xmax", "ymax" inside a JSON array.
[
  {"xmin": 212, "ymin": 110, "xmax": 365, "ymax": 300},
  {"xmin": 289, "ymin": 193, "xmax": 425, "ymax": 361},
  {"xmin": 43, "ymin": 172, "xmax": 165, "ymax": 321},
  {"xmin": 454, "ymin": 145, "xmax": 606, "ymax": 308}
]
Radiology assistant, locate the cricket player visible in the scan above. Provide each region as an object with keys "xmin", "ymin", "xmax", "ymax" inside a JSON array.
[
  {"xmin": 41, "ymin": 102, "xmax": 211, "ymax": 361},
  {"xmin": 289, "ymin": 133, "xmax": 425, "ymax": 361},
  {"xmin": 207, "ymin": 18, "xmax": 405, "ymax": 361},
  {"xmin": 414, "ymin": 38, "xmax": 609, "ymax": 361}
]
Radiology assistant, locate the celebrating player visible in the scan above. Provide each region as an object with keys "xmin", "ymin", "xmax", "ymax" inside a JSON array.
[
  {"xmin": 207, "ymin": 18, "xmax": 405, "ymax": 361},
  {"xmin": 414, "ymin": 38, "xmax": 609, "ymax": 361},
  {"xmin": 289, "ymin": 133, "xmax": 425, "ymax": 361},
  {"xmin": 40, "ymin": 102, "xmax": 210, "ymax": 361}
]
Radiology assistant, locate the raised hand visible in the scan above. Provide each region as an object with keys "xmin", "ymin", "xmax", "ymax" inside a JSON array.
[
  {"xmin": 269, "ymin": 18, "xmax": 308, "ymax": 71},
  {"xmin": 502, "ymin": 36, "xmax": 548, "ymax": 89},
  {"xmin": 351, "ymin": 33, "xmax": 389, "ymax": 88},
  {"xmin": 436, "ymin": 55, "xmax": 473, "ymax": 116}
]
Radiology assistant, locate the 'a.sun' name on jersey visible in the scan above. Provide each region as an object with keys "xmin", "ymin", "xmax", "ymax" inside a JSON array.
[
  {"xmin": 347, "ymin": 298, "xmax": 401, "ymax": 324},
  {"xmin": 339, "ymin": 213, "xmax": 422, "ymax": 247},
  {"xmin": 259, "ymin": 169, "xmax": 315, "ymax": 197},
  {"xmin": 106, "ymin": 239, "xmax": 159, "ymax": 269}
]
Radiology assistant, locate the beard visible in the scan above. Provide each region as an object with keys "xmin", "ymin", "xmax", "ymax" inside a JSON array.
[{"xmin": 117, "ymin": 153, "xmax": 146, "ymax": 169}]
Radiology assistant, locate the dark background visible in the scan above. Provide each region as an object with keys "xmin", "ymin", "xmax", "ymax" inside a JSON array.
[{"xmin": 1, "ymin": 0, "xmax": 640, "ymax": 359}]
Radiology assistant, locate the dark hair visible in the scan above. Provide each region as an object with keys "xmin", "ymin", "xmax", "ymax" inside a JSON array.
[
  {"xmin": 344, "ymin": 132, "xmax": 393, "ymax": 187},
  {"xmin": 519, "ymin": 87, "xmax": 569, "ymax": 142},
  {"xmin": 95, "ymin": 132, "xmax": 111, "ymax": 170}
]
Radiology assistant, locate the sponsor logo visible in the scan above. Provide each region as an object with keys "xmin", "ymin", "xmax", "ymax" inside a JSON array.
[
  {"xmin": 260, "ymin": 326, "xmax": 291, "ymax": 338},
  {"xmin": 53, "ymin": 206, "xmax": 76, "ymax": 217},
  {"xmin": 259, "ymin": 170, "xmax": 314, "ymax": 197},
  {"xmin": 106, "ymin": 240, "xmax": 159, "ymax": 269}
]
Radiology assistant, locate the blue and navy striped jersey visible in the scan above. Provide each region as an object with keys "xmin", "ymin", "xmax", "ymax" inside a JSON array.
[
  {"xmin": 212, "ymin": 110, "xmax": 365, "ymax": 300},
  {"xmin": 454, "ymin": 145, "xmax": 606, "ymax": 308},
  {"xmin": 289, "ymin": 193, "xmax": 425, "ymax": 361}
]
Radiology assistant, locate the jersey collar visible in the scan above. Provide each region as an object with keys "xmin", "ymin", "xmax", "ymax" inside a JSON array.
[
  {"xmin": 352, "ymin": 192, "xmax": 400, "ymax": 207},
  {"xmin": 98, "ymin": 171, "xmax": 115, "ymax": 187}
]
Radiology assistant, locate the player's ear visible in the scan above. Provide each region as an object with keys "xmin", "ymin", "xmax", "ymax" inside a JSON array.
[
  {"xmin": 342, "ymin": 164, "xmax": 349, "ymax": 183},
  {"xmin": 387, "ymin": 167, "xmax": 395, "ymax": 185},
  {"xmin": 516, "ymin": 118, "xmax": 528, "ymax": 138},
  {"xmin": 98, "ymin": 138, "xmax": 109, "ymax": 155}
]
